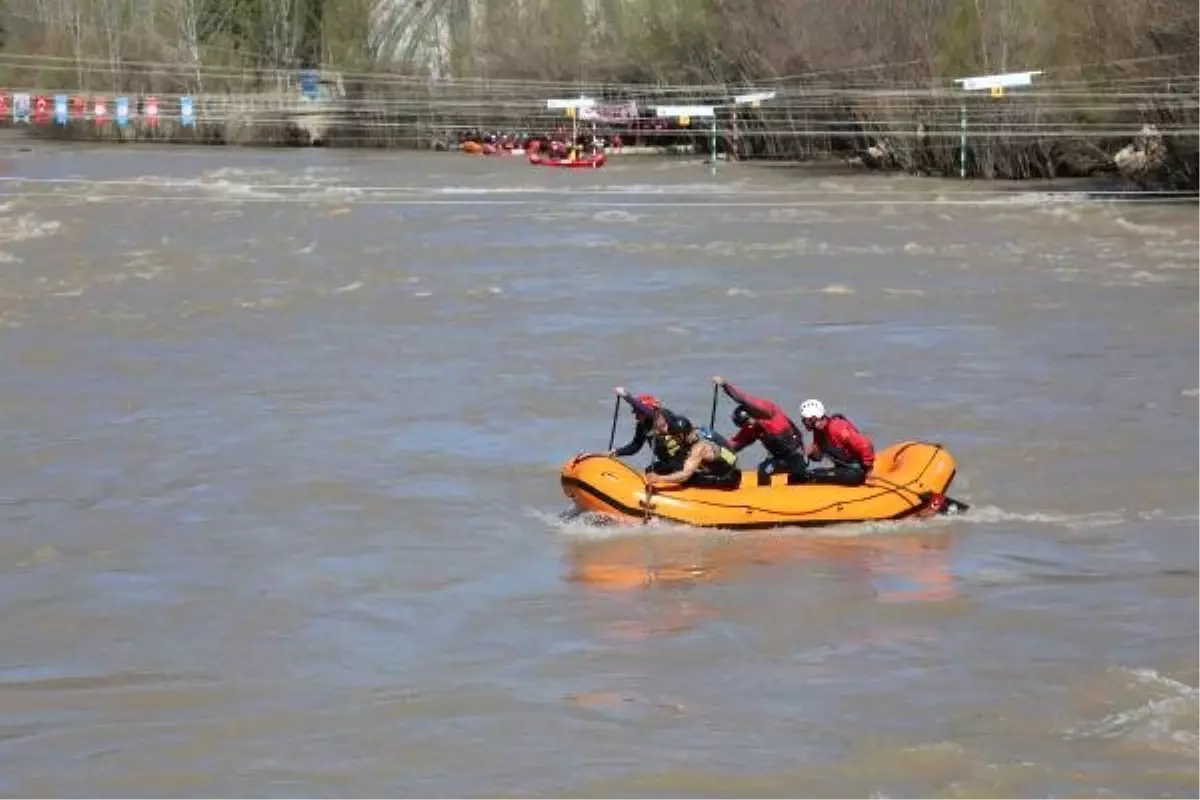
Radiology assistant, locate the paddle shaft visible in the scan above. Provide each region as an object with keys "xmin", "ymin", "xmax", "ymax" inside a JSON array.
[
  {"xmin": 709, "ymin": 383, "xmax": 719, "ymax": 429},
  {"xmin": 606, "ymin": 396, "xmax": 620, "ymax": 450}
]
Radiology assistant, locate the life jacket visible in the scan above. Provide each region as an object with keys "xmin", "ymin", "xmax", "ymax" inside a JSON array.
[
  {"xmin": 694, "ymin": 426, "xmax": 739, "ymax": 477},
  {"xmin": 650, "ymin": 412, "xmax": 693, "ymax": 469},
  {"xmin": 813, "ymin": 414, "xmax": 866, "ymax": 468},
  {"xmin": 651, "ymin": 429, "xmax": 685, "ymax": 467},
  {"xmin": 759, "ymin": 416, "xmax": 803, "ymax": 457},
  {"xmin": 729, "ymin": 392, "xmax": 802, "ymax": 457}
]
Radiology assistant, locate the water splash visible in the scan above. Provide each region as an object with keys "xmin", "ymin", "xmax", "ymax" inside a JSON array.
[
  {"xmin": 1066, "ymin": 667, "xmax": 1199, "ymax": 757},
  {"xmin": 534, "ymin": 502, "xmax": 1146, "ymax": 540}
]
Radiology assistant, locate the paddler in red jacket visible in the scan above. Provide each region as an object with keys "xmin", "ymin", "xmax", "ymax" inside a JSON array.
[
  {"xmin": 798, "ymin": 399, "xmax": 875, "ymax": 486},
  {"xmin": 714, "ymin": 376, "xmax": 808, "ymax": 486}
]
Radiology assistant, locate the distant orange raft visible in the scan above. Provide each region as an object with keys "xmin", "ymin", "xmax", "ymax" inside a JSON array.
[
  {"xmin": 528, "ymin": 152, "xmax": 607, "ymax": 169},
  {"xmin": 560, "ymin": 441, "xmax": 965, "ymax": 530}
]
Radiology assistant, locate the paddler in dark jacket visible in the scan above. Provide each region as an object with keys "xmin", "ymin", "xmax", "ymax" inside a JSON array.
[
  {"xmin": 609, "ymin": 386, "xmax": 692, "ymax": 475},
  {"xmin": 714, "ymin": 376, "xmax": 808, "ymax": 486}
]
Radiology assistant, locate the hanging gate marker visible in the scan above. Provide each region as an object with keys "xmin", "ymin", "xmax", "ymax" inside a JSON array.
[
  {"xmin": 545, "ymin": 96, "xmax": 596, "ymax": 154},
  {"xmin": 952, "ymin": 70, "xmax": 1043, "ymax": 179},
  {"xmin": 654, "ymin": 104, "xmax": 717, "ymax": 176}
]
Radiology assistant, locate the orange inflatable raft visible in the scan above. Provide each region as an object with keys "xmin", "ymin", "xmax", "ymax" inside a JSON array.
[
  {"xmin": 528, "ymin": 152, "xmax": 607, "ymax": 169},
  {"xmin": 560, "ymin": 441, "xmax": 964, "ymax": 530}
]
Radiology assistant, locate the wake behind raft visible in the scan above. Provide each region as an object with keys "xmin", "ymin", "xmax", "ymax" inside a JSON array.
[{"xmin": 559, "ymin": 398, "xmax": 969, "ymax": 530}]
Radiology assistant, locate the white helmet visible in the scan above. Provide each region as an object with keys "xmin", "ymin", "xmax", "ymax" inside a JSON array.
[{"xmin": 799, "ymin": 399, "xmax": 826, "ymax": 420}]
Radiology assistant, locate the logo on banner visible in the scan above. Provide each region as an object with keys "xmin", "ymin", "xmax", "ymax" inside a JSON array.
[
  {"xmin": 180, "ymin": 96, "xmax": 195, "ymax": 127},
  {"xmin": 116, "ymin": 96, "xmax": 129, "ymax": 127},
  {"xmin": 13, "ymin": 93, "xmax": 30, "ymax": 123},
  {"xmin": 55, "ymin": 94, "xmax": 68, "ymax": 125}
]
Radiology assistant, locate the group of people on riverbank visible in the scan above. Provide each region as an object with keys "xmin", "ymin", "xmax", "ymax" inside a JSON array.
[{"xmin": 593, "ymin": 379, "xmax": 875, "ymax": 491}]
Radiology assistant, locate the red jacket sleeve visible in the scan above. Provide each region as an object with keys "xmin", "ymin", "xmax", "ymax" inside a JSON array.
[
  {"xmin": 723, "ymin": 383, "xmax": 780, "ymax": 420},
  {"xmin": 729, "ymin": 425, "xmax": 758, "ymax": 452},
  {"xmin": 833, "ymin": 419, "xmax": 875, "ymax": 467}
]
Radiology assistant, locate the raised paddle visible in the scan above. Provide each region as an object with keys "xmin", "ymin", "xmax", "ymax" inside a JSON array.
[
  {"xmin": 606, "ymin": 395, "xmax": 621, "ymax": 451},
  {"xmin": 708, "ymin": 382, "xmax": 719, "ymax": 429}
]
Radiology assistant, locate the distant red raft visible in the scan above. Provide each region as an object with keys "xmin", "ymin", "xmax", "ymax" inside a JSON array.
[{"xmin": 528, "ymin": 152, "xmax": 607, "ymax": 169}]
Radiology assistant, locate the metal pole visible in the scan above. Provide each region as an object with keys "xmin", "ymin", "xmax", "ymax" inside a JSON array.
[
  {"xmin": 959, "ymin": 101, "xmax": 967, "ymax": 179},
  {"xmin": 710, "ymin": 116, "xmax": 717, "ymax": 177}
]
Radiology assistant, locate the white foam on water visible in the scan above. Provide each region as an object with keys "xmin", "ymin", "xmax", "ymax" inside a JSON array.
[
  {"xmin": 1066, "ymin": 668, "xmax": 1199, "ymax": 757},
  {"xmin": 700, "ymin": 241, "xmax": 738, "ymax": 257},
  {"xmin": 1156, "ymin": 260, "xmax": 1191, "ymax": 271},
  {"xmin": 436, "ymin": 185, "xmax": 540, "ymax": 195},
  {"xmin": 203, "ymin": 166, "xmax": 284, "ymax": 181},
  {"xmin": 765, "ymin": 207, "xmax": 832, "ymax": 224},
  {"xmin": 961, "ymin": 504, "xmax": 1126, "ymax": 530},
  {"xmin": 883, "ymin": 288, "xmax": 925, "ymax": 297},
  {"xmin": 331, "ymin": 281, "xmax": 363, "ymax": 294},
  {"xmin": 1114, "ymin": 217, "xmax": 1178, "ymax": 238},
  {"xmin": 1040, "ymin": 205, "xmax": 1083, "ymax": 224},
  {"xmin": 1136, "ymin": 508, "xmax": 1200, "ymax": 522},
  {"xmin": 0, "ymin": 213, "xmax": 61, "ymax": 243},
  {"xmin": 817, "ymin": 284, "xmax": 856, "ymax": 295},
  {"xmin": 546, "ymin": 502, "xmax": 1137, "ymax": 539},
  {"xmin": 1102, "ymin": 270, "xmax": 1173, "ymax": 288},
  {"xmin": 301, "ymin": 185, "xmax": 365, "ymax": 201},
  {"xmin": 1180, "ymin": 388, "xmax": 1199, "ymax": 398},
  {"xmin": 535, "ymin": 503, "xmax": 961, "ymax": 542},
  {"xmin": 592, "ymin": 209, "xmax": 642, "ymax": 224},
  {"xmin": 725, "ymin": 288, "xmax": 756, "ymax": 297},
  {"xmin": 167, "ymin": 176, "xmax": 288, "ymax": 201}
]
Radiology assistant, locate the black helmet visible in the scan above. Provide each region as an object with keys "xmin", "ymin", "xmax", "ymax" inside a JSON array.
[
  {"xmin": 731, "ymin": 405, "xmax": 754, "ymax": 427},
  {"xmin": 664, "ymin": 413, "xmax": 693, "ymax": 437}
]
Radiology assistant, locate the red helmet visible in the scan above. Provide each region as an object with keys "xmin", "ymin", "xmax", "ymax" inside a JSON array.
[{"xmin": 635, "ymin": 394, "xmax": 661, "ymax": 411}]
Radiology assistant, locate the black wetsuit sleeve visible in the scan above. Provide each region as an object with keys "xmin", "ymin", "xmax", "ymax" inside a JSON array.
[{"xmin": 614, "ymin": 420, "xmax": 648, "ymax": 457}]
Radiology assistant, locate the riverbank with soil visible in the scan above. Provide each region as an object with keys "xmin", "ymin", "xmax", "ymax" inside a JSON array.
[{"xmin": 5, "ymin": 83, "xmax": 1196, "ymax": 191}]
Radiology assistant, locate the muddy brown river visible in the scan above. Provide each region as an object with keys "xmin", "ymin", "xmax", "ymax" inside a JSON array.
[{"xmin": 0, "ymin": 142, "xmax": 1196, "ymax": 797}]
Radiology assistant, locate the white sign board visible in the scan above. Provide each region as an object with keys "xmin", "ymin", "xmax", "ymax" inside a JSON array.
[
  {"xmin": 546, "ymin": 97, "xmax": 595, "ymax": 110},
  {"xmin": 734, "ymin": 91, "xmax": 776, "ymax": 105},
  {"xmin": 579, "ymin": 101, "xmax": 638, "ymax": 122},
  {"xmin": 954, "ymin": 71, "xmax": 1042, "ymax": 92},
  {"xmin": 655, "ymin": 105, "xmax": 715, "ymax": 118}
]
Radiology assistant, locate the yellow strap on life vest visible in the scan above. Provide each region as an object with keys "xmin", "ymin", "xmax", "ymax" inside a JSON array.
[{"xmin": 716, "ymin": 445, "xmax": 737, "ymax": 466}]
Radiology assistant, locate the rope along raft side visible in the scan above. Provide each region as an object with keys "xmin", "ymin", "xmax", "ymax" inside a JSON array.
[{"xmin": 560, "ymin": 441, "xmax": 961, "ymax": 530}]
